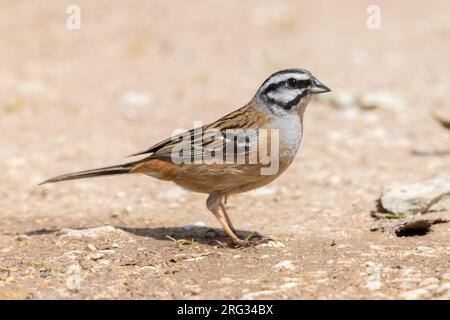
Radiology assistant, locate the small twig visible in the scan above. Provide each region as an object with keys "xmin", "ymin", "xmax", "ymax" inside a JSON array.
[{"xmin": 165, "ymin": 235, "xmax": 193, "ymax": 248}]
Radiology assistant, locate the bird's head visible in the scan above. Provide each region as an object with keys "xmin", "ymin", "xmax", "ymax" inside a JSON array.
[{"xmin": 255, "ymin": 68, "xmax": 331, "ymax": 116}]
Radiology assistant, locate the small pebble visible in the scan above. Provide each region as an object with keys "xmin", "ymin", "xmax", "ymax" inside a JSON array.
[
  {"xmin": 258, "ymin": 240, "xmax": 286, "ymax": 248},
  {"xmin": 273, "ymin": 260, "xmax": 296, "ymax": 271},
  {"xmin": 90, "ymin": 253, "xmax": 105, "ymax": 261},
  {"xmin": 87, "ymin": 244, "xmax": 97, "ymax": 251}
]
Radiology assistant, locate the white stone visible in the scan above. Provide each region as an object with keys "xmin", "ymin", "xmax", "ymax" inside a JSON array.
[
  {"xmin": 86, "ymin": 244, "xmax": 97, "ymax": 251},
  {"xmin": 381, "ymin": 179, "xmax": 450, "ymax": 215},
  {"xmin": 185, "ymin": 256, "xmax": 205, "ymax": 262},
  {"xmin": 273, "ymin": 260, "xmax": 296, "ymax": 271},
  {"xmin": 258, "ymin": 240, "xmax": 286, "ymax": 248},
  {"xmin": 90, "ymin": 252, "xmax": 105, "ymax": 261}
]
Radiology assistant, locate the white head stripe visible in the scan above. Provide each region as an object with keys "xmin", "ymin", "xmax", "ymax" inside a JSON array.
[
  {"xmin": 267, "ymin": 88, "xmax": 304, "ymax": 104},
  {"xmin": 260, "ymin": 72, "xmax": 311, "ymax": 92}
]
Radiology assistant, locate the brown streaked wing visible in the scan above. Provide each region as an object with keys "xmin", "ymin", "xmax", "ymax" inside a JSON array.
[{"xmin": 128, "ymin": 100, "xmax": 265, "ymax": 161}]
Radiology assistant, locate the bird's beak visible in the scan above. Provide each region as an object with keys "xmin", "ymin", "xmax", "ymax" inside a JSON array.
[{"xmin": 310, "ymin": 78, "xmax": 331, "ymax": 94}]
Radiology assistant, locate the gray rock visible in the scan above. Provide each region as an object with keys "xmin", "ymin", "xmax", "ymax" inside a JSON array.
[{"xmin": 381, "ymin": 180, "xmax": 450, "ymax": 215}]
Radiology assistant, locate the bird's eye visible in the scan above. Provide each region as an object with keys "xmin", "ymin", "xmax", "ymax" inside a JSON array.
[{"xmin": 287, "ymin": 78, "xmax": 298, "ymax": 88}]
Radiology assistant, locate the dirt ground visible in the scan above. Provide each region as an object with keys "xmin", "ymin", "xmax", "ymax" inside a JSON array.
[{"xmin": 0, "ymin": 1, "xmax": 449, "ymax": 299}]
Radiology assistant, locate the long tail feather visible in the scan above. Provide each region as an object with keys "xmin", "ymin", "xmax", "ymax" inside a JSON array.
[{"xmin": 39, "ymin": 162, "xmax": 137, "ymax": 185}]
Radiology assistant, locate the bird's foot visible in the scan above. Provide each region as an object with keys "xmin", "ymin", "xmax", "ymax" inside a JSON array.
[{"xmin": 230, "ymin": 232, "xmax": 269, "ymax": 248}]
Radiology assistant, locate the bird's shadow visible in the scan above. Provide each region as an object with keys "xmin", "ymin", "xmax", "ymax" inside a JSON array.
[
  {"xmin": 118, "ymin": 226, "xmax": 257, "ymax": 246},
  {"xmin": 25, "ymin": 228, "xmax": 59, "ymax": 236},
  {"xmin": 24, "ymin": 226, "xmax": 258, "ymax": 246}
]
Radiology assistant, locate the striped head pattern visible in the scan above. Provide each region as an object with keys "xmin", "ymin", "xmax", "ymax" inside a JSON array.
[{"xmin": 256, "ymin": 68, "xmax": 331, "ymax": 114}]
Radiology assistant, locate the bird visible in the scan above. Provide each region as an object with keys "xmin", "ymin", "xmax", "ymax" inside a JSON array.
[{"xmin": 40, "ymin": 68, "xmax": 331, "ymax": 246}]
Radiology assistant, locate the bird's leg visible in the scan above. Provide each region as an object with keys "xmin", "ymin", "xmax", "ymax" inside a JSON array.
[
  {"xmin": 209, "ymin": 208, "xmax": 244, "ymax": 245},
  {"xmin": 219, "ymin": 195, "xmax": 237, "ymax": 234},
  {"xmin": 206, "ymin": 192, "xmax": 243, "ymax": 245},
  {"xmin": 220, "ymin": 195, "xmax": 265, "ymax": 245}
]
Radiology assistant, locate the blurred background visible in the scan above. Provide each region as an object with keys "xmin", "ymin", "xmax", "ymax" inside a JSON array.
[{"xmin": 0, "ymin": 0, "xmax": 449, "ymax": 299}]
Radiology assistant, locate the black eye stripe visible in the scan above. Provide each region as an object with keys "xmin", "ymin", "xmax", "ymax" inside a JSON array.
[
  {"xmin": 289, "ymin": 79, "xmax": 311, "ymax": 88},
  {"xmin": 263, "ymin": 79, "xmax": 311, "ymax": 95},
  {"xmin": 297, "ymin": 79, "xmax": 312, "ymax": 87},
  {"xmin": 261, "ymin": 75, "xmax": 314, "ymax": 103}
]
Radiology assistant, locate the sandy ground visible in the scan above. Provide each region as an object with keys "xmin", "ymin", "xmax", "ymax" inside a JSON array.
[{"xmin": 0, "ymin": 1, "xmax": 449, "ymax": 299}]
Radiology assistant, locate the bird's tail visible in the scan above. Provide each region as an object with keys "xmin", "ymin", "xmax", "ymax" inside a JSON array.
[{"xmin": 39, "ymin": 161, "xmax": 140, "ymax": 185}]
